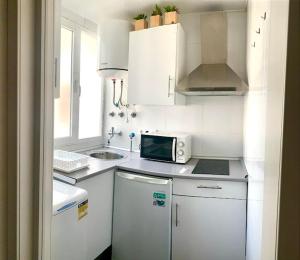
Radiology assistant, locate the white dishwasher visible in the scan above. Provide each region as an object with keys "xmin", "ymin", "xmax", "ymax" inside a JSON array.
[{"xmin": 112, "ymin": 171, "xmax": 172, "ymax": 260}]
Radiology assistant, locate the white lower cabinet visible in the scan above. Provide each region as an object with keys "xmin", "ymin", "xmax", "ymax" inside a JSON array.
[
  {"xmin": 77, "ymin": 170, "xmax": 114, "ymax": 260},
  {"xmin": 172, "ymin": 179, "xmax": 246, "ymax": 260}
]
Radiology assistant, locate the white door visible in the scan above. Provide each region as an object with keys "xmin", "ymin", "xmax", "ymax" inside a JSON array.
[
  {"xmin": 128, "ymin": 25, "xmax": 177, "ymax": 105},
  {"xmin": 172, "ymin": 195, "xmax": 246, "ymax": 260}
]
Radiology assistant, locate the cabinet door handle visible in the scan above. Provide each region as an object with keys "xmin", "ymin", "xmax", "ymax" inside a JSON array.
[
  {"xmin": 175, "ymin": 203, "xmax": 179, "ymax": 227},
  {"xmin": 197, "ymin": 185, "xmax": 222, "ymax": 190}
]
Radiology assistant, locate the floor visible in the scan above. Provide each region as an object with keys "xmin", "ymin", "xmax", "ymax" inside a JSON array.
[{"xmin": 95, "ymin": 246, "xmax": 112, "ymax": 260}]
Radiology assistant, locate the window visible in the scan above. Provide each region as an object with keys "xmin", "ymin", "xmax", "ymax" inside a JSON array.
[
  {"xmin": 79, "ymin": 31, "xmax": 102, "ymax": 139},
  {"xmin": 54, "ymin": 27, "xmax": 73, "ymax": 138},
  {"xmin": 54, "ymin": 17, "xmax": 103, "ymax": 148}
]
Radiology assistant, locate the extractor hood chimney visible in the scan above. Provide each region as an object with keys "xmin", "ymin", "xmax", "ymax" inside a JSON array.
[{"xmin": 176, "ymin": 12, "xmax": 248, "ymax": 96}]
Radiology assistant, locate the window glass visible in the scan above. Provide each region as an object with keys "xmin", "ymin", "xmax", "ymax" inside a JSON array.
[
  {"xmin": 54, "ymin": 27, "xmax": 73, "ymax": 138},
  {"xmin": 78, "ymin": 31, "xmax": 102, "ymax": 139}
]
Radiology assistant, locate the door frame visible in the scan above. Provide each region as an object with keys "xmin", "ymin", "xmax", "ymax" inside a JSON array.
[
  {"xmin": 7, "ymin": 0, "xmax": 54, "ymax": 259},
  {"xmin": 35, "ymin": 0, "xmax": 55, "ymax": 259}
]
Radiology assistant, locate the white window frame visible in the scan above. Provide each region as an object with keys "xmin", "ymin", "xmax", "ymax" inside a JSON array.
[{"xmin": 55, "ymin": 12, "xmax": 104, "ymax": 151}]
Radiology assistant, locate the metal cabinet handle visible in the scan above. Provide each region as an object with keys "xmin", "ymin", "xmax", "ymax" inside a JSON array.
[
  {"xmin": 175, "ymin": 203, "xmax": 179, "ymax": 227},
  {"xmin": 197, "ymin": 185, "xmax": 222, "ymax": 190}
]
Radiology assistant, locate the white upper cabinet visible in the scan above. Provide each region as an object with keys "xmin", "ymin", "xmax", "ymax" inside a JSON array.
[{"xmin": 128, "ymin": 24, "xmax": 186, "ymax": 105}]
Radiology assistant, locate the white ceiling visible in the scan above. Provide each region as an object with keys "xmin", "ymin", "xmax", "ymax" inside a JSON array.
[{"xmin": 61, "ymin": 0, "xmax": 247, "ymax": 22}]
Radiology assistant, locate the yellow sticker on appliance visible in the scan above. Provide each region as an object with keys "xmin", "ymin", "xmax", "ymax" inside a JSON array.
[{"xmin": 78, "ymin": 200, "xmax": 88, "ymax": 220}]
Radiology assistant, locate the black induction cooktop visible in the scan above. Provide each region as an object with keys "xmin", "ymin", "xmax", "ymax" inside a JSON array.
[{"xmin": 192, "ymin": 159, "xmax": 230, "ymax": 175}]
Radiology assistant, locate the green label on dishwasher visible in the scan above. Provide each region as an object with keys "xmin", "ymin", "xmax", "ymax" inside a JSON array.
[
  {"xmin": 153, "ymin": 192, "xmax": 166, "ymax": 199},
  {"xmin": 153, "ymin": 192, "xmax": 166, "ymax": 207}
]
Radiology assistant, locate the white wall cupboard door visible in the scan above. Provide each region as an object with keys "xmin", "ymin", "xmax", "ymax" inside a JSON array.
[
  {"xmin": 77, "ymin": 170, "xmax": 114, "ymax": 260},
  {"xmin": 172, "ymin": 195, "xmax": 246, "ymax": 260},
  {"xmin": 128, "ymin": 24, "xmax": 185, "ymax": 105}
]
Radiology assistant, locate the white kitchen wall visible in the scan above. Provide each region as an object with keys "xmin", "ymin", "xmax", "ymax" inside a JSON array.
[
  {"xmin": 244, "ymin": 0, "xmax": 290, "ymax": 257},
  {"xmin": 243, "ymin": 0, "xmax": 270, "ymax": 259},
  {"xmin": 243, "ymin": 90, "xmax": 266, "ymax": 260},
  {"xmin": 260, "ymin": 0, "xmax": 289, "ymax": 258},
  {"xmin": 103, "ymin": 11, "xmax": 246, "ymax": 158}
]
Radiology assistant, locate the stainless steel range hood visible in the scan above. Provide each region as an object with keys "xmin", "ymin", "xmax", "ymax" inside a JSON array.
[
  {"xmin": 176, "ymin": 12, "xmax": 248, "ymax": 96},
  {"xmin": 176, "ymin": 63, "xmax": 248, "ymax": 96}
]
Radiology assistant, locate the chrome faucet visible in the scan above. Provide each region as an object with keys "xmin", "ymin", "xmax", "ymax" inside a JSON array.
[{"xmin": 107, "ymin": 127, "xmax": 122, "ymax": 145}]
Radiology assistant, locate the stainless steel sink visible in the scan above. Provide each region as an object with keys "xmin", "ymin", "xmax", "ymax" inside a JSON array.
[{"xmin": 89, "ymin": 151, "xmax": 124, "ymax": 160}]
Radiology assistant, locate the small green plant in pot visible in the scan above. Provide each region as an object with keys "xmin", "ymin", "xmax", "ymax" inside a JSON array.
[
  {"xmin": 150, "ymin": 4, "xmax": 162, "ymax": 27},
  {"xmin": 134, "ymin": 13, "xmax": 148, "ymax": 31},
  {"xmin": 163, "ymin": 5, "xmax": 179, "ymax": 25}
]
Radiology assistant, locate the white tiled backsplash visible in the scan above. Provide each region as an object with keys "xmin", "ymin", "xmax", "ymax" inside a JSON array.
[
  {"xmin": 103, "ymin": 11, "xmax": 246, "ymax": 158},
  {"xmin": 104, "ymin": 80, "xmax": 244, "ymax": 157}
]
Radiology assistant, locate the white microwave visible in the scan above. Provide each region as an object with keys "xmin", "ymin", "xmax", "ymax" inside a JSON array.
[{"xmin": 140, "ymin": 131, "xmax": 192, "ymax": 164}]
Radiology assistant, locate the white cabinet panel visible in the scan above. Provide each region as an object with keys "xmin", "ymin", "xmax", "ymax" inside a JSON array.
[
  {"xmin": 77, "ymin": 170, "xmax": 114, "ymax": 259},
  {"xmin": 172, "ymin": 195, "xmax": 246, "ymax": 260},
  {"xmin": 128, "ymin": 24, "xmax": 186, "ymax": 105}
]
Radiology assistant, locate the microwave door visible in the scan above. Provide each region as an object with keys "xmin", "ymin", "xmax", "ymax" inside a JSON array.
[{"xmin": 141, "ymin": 135, "xmax": 176, "ymax": 162}]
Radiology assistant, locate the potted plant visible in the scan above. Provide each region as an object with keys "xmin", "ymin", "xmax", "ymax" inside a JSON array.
[
  {"xmin": 163, "ymin": 5, "xmax": 179, "ymax": 25},
  {"xmin": 150, "ymin": 4, "xmax": 162, "ymax": 27},
  {"xmin": 134, "ymin": 14, "xmax": 148, "ymax": 31}
]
